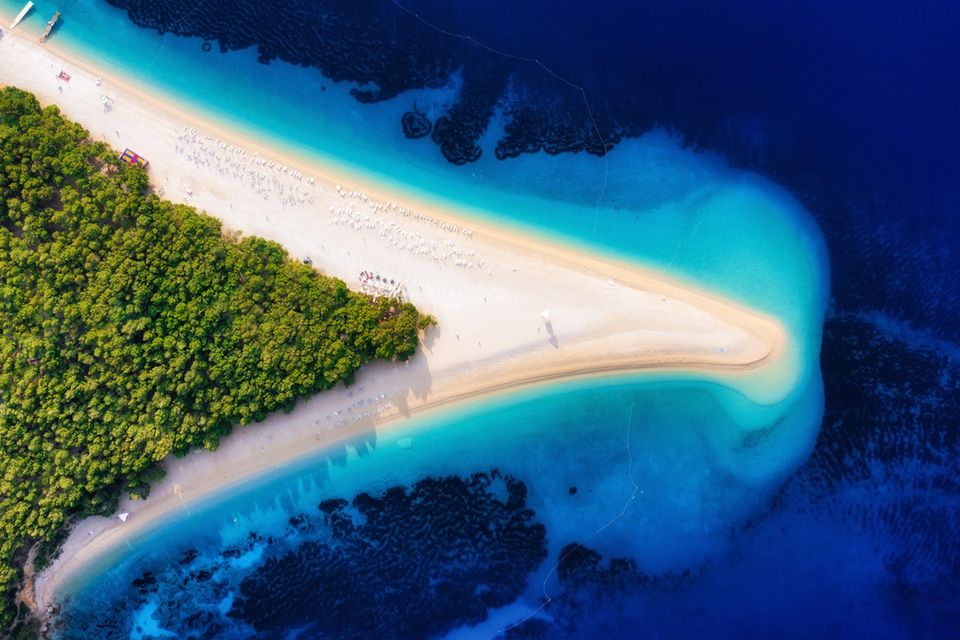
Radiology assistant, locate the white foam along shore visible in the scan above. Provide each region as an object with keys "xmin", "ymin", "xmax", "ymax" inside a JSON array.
[{"xmin": 0, "ymin": 22, "xmax": 793, "ymax": 613}]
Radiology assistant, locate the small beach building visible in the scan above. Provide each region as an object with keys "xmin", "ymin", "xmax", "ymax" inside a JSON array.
[{"xmin": 120, "ymin": 148, "xmax": 149, "ymax": 168}]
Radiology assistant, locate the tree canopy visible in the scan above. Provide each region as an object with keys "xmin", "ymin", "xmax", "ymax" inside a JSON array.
[{"xmin": 0, "ymin": 86, "xmax": 434, "ymax": 632}]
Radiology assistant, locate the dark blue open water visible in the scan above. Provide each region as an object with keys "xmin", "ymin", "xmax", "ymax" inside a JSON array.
[{"xmin": 13, "ymin": 0, "xmax": 957, "ymax": 637}]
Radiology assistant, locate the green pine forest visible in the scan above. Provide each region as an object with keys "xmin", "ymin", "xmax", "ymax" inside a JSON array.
[{"xmin": 0, "ymin": 86, "xmax": 434, "ymax": 632}]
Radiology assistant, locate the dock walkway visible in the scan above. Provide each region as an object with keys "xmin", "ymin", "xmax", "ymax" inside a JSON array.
[
  {"xmin": 39, "ymin": 11, "xmax": 60, "ymax": 41},
  {"xmin": 9, "ymin": 1, "xmax": 34, "ymax": 29}
]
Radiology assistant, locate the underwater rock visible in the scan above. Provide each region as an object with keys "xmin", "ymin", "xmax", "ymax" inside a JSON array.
[
  {"xmin": 231, "ymin": 470, "xmax": 547, "ymax": 639},
  {"xmin": 106, "ymin": 0, "xmax": 620, "ymax": 167},
  {"xmin": 60, "ymin": 470, "xmax": 547, "ymax": 639},
  {"xmin": 401, "ymin": 111, "xmax": 432, "ymax": 138},
  {"xmin": 783, "ymin": 316, "xmax": 960, "ymax": 595}
]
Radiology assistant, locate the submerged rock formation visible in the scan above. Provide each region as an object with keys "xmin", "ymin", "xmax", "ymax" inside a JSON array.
[
  {"xmin": 57, "ymin": 470, "xmax": 547, "ymax": 639},
  {"xmin": 106, "ymin": 0, "xmax": 619, "ymax": 165}
]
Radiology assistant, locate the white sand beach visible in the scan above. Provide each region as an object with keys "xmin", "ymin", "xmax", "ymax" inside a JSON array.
[{"xmin": 0, "ymin": 26, "xmax": 790, "ymax": 612}]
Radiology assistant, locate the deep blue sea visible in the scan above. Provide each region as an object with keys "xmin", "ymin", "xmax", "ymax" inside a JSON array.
[{"xmin": 3, "ymin": 0, "xmax": 958, "ymax": 637}]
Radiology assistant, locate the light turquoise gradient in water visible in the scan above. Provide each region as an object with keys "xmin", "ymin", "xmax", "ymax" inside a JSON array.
[
  {"xmin": 60, "ymin": 372, "xmax": 824, "ymax": 619},
  {"xmin": 1, "ymin": 0, "xmax": 829, "ymax": 606}
]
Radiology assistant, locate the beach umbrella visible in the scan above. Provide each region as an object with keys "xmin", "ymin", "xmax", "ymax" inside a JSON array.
[
  {"xmin": 118, "ymin": 512, "xmax": 129, "ymax": 523},
  {"xmin": 541, "ymin": 309, "xmax": 551, "ymax": 321}
]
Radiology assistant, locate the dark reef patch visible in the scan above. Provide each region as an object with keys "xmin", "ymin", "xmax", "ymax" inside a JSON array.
[
  {"xmin": 805, "ymin": 316, "xmax": 960, "ymax": 493},
  {"xmin": 501, "ymin": 317, "xmax": 960, "ymax": 639},
  {"xmin": 780, "ymin": 317, "xmax": 960, "ymax": 598},
  {"xmin": 232, "ymin": 470, "xmax": 546, "ymax": 638},
  {"xmin": 102, "ymin": 0, "xmax": 960, "ymax": 348},
  {"xmin": 66, "ymin": 1, "xmax": 960, "ymax": 635},
  {"xmin": 56, "ymin": 470, "xmax": 547, "ymax": 639},
  {"xmin": 401, "ymin": 110, "xmax": 432, "ymax": 138},
  {"xmin": 493, "ymin": 71, "xmax": 621, "ymax": 160},
  {"xmin": 500, "ymin": 543, "xmax": 698, "ymax": 640},
  {"xmin": 104, "ymin": 0, "xmax": 616, "ymax": 166},
  {"xmin": 429, "ymin": 58, "xmax": 512, "ymax": 165}
]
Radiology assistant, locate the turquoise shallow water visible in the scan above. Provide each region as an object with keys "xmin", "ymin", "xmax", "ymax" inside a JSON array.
[
  {"xmin": 76, "ymin": 373, "xmax": 824, "ymax": 574},
  {"xmin": 2, "ymin": 0, "xmax": 827, "ymax": 337},
  {"xmin": 59, "ymin": 373, "xmax": 824, "ymax": 638},
  {"xmin": 1, "ymin": 0, "xmax": 830, "ymax": 636}
]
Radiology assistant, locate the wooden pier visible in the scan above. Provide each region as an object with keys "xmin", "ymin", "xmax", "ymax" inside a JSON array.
[
  {"xmin": 9, "ymin": 1, "xmax": 34, "ymax": 29},
  {"xmin": 39, "ymin": 11, "xmax": 60, "ymax": 42}
]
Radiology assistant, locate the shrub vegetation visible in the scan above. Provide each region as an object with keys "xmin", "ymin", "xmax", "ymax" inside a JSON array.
[{"xmin": 0, "ymin": 86, "xmax": 434, "ymax": 630}]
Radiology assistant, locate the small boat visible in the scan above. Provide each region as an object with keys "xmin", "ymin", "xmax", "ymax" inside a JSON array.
[
  {"xmin": 39, "ymin": 10, "xmax": 60, "ymax": 41},
  {"xmin": 9, "ymin": 1, "xmax": 33, "ymax": 29}
]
